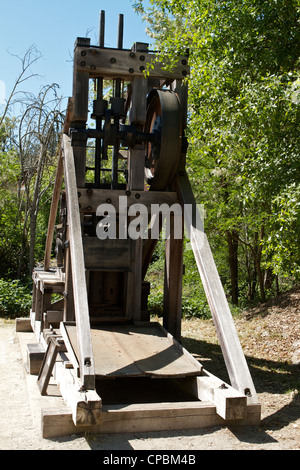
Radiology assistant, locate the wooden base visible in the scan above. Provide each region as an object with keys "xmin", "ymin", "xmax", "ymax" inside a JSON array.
[
  {"xmin": 41, "ymin": 401, "xmax": 261, "ymax": 439},
  {"xmin": 17, "ymin": 318, "xmax": 261, "ymax": 439}
]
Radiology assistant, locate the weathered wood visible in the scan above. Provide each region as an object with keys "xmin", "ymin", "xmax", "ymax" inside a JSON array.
[
  {"xmin": 129, "ymin": 77, "xmax": 148, "ymax": 126},
  {"xmin": 83, "ymin": 237, "xmax": 132, "ymax": 271},
  {"xmin": 62, "ymin": 134, "xmax": 95, "ymax": 390},
  {"xmin": 60, "ymin": 321, "xmax": 80, "ymax": 377},
  {"xmin": 163, "ymin": 213, "xmax": 184, "ymax": 341},
  {"xmin": 54, "ymin": 360, "xmax": 102, "ymax": 426},
  {"xmin": 44, "ymin": 310, "xmax": 63, "ymax": 327},
  {"xmin": 26, "ymin": 343, "xmax": 45, "ymax": 375},
  {"xmin": 63, "ymin": 228, "xmax": 75, "ymax": 323},
  {"xmin": 128, "ymin": 146, "xmax": 145, "ymax": 191},
  {"xmin": 72, "ymin": 39, "xmax": 90, "ymax": 123},
  {"xmin": 179, "ymin": 370, "xmax": 250, "ymax": 421},
  {"xmin": 44, "ymin": 152, "xmax": 64, "ymax": 271},
  {"xmin": 176, "ymin": 170, "xmax": 258, "ymax": 403},
  {"xmin": 77, "ymin": 188, "xmax": 179, "ymax": 213},
  {"xmin": 37, "ymin": 336, "xmax": 66, "ymax": 395},
  {"xmin": 15, "ymin": 318, "xmax": 32, "ymax": 332},
  {"xmin": 63, "ymin": 322, "xmax": 202, "ymax": 379},
  {"xmin": 63, "ymin": 97, "xmax": 74, "ymax": 135},
  {"xmin": 41, "ymin": 400, "xmax": 261, "ymax": 438},
  {"xmin": 74, "ymin": 46, "xmax": 189, "ymax": 81}
]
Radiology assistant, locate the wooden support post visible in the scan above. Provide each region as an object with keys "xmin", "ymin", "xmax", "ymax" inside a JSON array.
[
  {"xmin": 62, "ymin": 134, "xmax": 95, "ymax": 390},
  {"xmin": 63, "ymin": 228, "xmax": 75, "ymax": 323},
  {"xmin": 54, "ymin": 361, "xmax": 102, "ymax": 426},
  {"xmin": 176, "ymin": 169, "xmax": 258, "ymax": 403},
  {"xmin": 37, "ymin": 336, "xmax": 66, "ymax": 395},
  {"xmin": 44, "ymin": 152, "xmax": 64, "ymax": 271},
  {"xmin": 163, "ymin": 214, "xmax": 183, "ymax": 341}
]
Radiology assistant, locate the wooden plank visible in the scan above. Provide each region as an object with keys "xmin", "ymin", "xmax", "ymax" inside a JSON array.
[
  {"xmin": 54, "ymin": 361, "xmax": 102, "ymax": 426},
  {"xmin": 60, "ymin": 321, "xmax": 80, "ymax": 377},
  {"xmin": 77, "ymin": 188, "xmax": 179, "ymax": 213},
  {"xmin": 26, "ymin": 343, "xmax": 45, "ymax": 375},
  {"xmin": 72, "ymin": 39, "xmax": 90, "ymax": 122},
  {"xmin": 62, "ymin": 134, "xmax": 95, "ymax": 390},
  {"xmin": 129, "ymin": 77, "xmax": 148, "ymax": 126},
  {"xmin": 41, "ymin": 401, "xmax": 261, "ymax": 438},
  {"xmin": 63, "ymin": 322, "xmax": 202, "ymax": 379},
  {"xmin": 74, "ymin": 46, "xmax": 189, "ymax": 81},
  {"xmin": 176, "ymin": 170, "xmax": 258, "ymax": 403},
  {"xmin": 163, "ymin": 213, "xmax": 184, "ymax": 341},
  {"xmin": 44, "ymin": 152, "xmax": 64, "ymax": 271},
  {"xmin": 128, "ymin": 146, "xmax": 145, "ymax": 191},
  {"xmin": 83, "ymin": 237, "xmax": 132, "ymax": 270},
  {"xmin": 37, "ymin": 337, "xmax": 65, "ymax": 395},
  {"xmin": 178, "ymin": 370, "xmax": 248, "ymax": 421},
  {"xmin": 44, "ymin": 310, "xmax": 63, "ymax": 326},
  {"xmin": 15, "ymin": 318, "xmax": 32, "ymax": 332}
]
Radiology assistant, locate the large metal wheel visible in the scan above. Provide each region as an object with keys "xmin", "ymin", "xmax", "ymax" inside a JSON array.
[{"xmin": 144, "ymin": 89, "xmax": 182, "ymax": 191}]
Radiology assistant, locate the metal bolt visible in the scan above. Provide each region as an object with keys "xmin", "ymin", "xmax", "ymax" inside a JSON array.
[
  {"xmin": 182, "ymin": 70, "xmax": 187, "ymax": 76},
  {"xmin": 135, "ymin": 193, "xmax": 140, "ymax": 199},
  {"xmin": 139, "ymin": 65, "xmax": 145, "ymax": 72},
  {"xmin": 106, "ymin": 198, "xmax": 112, "ymax": 204},
  {"xmin": 110, "ymin": 57, "xmax": 116, "ymax": 64},
  {"xmin": 139, "ymin": 55, "xmax": 145, "ymax": 61},
  {"xmin": 129, "ymin": 68, "xmax": 134, "ymax": 73},
  {"xmin": 80, "ymin": 61, "xmax": 86, "ymax": 67},
  {"xmin": 129, "ymin": 52, "xmax": 135, "ymax": 58},
  {"xmin": 81, "ymin": 50, "xmax": 87, "ymax": 56}
]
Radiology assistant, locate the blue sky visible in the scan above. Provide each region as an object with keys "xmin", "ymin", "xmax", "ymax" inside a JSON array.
[{"xmin": 0, "ymin": 0, "xmax": 151, "ymax": 111}]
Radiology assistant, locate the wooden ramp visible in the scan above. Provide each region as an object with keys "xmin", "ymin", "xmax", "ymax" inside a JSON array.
[{"xmin": 62, "ymin": 322, "xmax": 202, "ymax": 379}]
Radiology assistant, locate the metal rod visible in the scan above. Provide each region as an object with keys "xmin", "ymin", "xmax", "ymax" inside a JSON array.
[
  {"xmin": 112, "ymin": 14, "xmax": 124, "ymax": 189},
  {"xmin": 95, "ymin": 10, "xmax": 106, "ymax": 187},
  {"xmin": 117, "ymin": 14, "xmax": 124, "ymax": 50},
  {"xmin": 99, "ymin": 10, "xmax": 105, "ymax": 47}
]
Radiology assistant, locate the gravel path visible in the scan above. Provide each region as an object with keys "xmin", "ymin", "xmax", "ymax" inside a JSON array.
[{"xmin": 0, "ymin": 286, "xmax": 299, "ymax": 451}]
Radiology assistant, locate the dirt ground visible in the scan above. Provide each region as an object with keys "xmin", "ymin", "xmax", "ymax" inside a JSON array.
[{"xmin": 0, "ymin": 286, "xmax": 299, "ymax": 451}]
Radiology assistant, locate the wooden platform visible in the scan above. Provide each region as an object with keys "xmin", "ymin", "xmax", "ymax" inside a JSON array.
[{"xmin": 62, "ymin": 322, "xmax": 203, "ymax": 379}]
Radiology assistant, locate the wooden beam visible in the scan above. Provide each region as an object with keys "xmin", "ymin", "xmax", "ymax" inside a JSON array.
[
  {"xmin": 44, "ymin": 152, "xmax": 64, "ymax": 271},
  {"xmin": 180, "ymin": 371, "xmax": 249, "ymax": 421},
  {"xmin": 163, "ymin": 214, "xmax": 184, "ymax": 341},
  {"xmin": 41, "ymin": 399, "xmax": 261, "ymax": 438},
  {"xmin": 77, "ymin": 188, "xmax": 179, "ymax": 213},
  {"xmin": 54, "ymin": 360, "xmax": 102, "ymax": 426},
  {"xmin": 72, "ymin": 39, "xmax": 90, "ymax": 123},
  {"xmin": 62, "ymin": 134, "xmax": 95, "ymax": 390},
  {"xmin": 176, "ymin": 170, "xmax": 258, "ymax": 404},
  {"xmin": 74, "ymin": 46, "xmax": 189, "ymax": 81}
]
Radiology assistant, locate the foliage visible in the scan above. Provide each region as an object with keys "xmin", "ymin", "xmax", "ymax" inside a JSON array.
[
  {"xmin": 135, "ymin": 0, "xmax": 300, "ymax": 306},
  {"xmin": 0, "ymin": 278, "xmax": 32, "ymax": 317}
]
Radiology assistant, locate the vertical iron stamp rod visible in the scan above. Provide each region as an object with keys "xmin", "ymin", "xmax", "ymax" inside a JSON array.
[
  {"xmin": 112, "ymin": 14, "xmax": 124, "ymax": 189},
  {"xmin": 95, "ymin": 10, "xmax": 105, "ymax": 187}
]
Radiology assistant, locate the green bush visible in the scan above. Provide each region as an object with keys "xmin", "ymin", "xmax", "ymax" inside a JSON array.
[{"xmin": 0, "ymin": 278, "xmax": 32, "ymax": 318}]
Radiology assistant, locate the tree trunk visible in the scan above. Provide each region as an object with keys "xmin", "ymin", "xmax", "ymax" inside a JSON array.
[{"xmin": 226, "ymin": 229, "xmax": 239, "ymax": 304}]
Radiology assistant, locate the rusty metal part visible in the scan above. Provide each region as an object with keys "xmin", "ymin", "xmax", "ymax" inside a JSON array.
[{"xmin": 144, "ymin": 89, "xmax": 182, "ymax": 191}]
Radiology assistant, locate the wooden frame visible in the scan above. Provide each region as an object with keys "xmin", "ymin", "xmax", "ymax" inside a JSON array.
[{"xmin": 20, "ymin": 16, "xmax": 261, "ymax": 438}]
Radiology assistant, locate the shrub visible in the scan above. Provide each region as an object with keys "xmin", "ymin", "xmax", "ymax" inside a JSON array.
[{"xmin": 0, "ymin": 278, "xmax": 32, "ymax": 318}]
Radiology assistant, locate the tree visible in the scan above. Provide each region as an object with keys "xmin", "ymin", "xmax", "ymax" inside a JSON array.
[
  {"xmin": 0, "ymin": 47, "xmax": 64, "ymax": 278},
  {"xmin": 16, "ymin": 84, "xmax": 64, "ymax": 274},
  {"xmin": 134, "ymin": 0, "xmax": 300, "ymax": 303}
]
